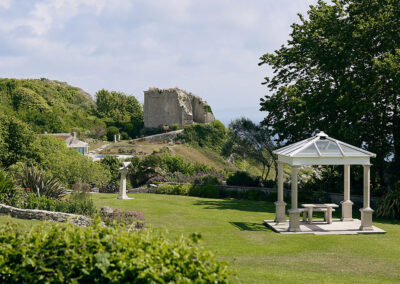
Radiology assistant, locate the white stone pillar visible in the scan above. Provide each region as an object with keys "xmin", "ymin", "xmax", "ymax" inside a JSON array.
[
  {"xmin": 114, "ymin": 135, "xmax": 117, "ymax": 143},
  {"xmin": 360, "ymin": 164, "xmax": 373, "ymax": 230},
  {"xmin": 288, "ymin": 165, "xmax": 301, "ymax": 232},
  {"xmin": 117, "ymin": 168, "xmax": 133, "ymax": 200},
  {"xmin": 341, "ymin": 164, "xmax": 353, "ymax": 221},
  {"xmin": 274, "ymin": 161, "xmax": 286, "ymax": 223}
]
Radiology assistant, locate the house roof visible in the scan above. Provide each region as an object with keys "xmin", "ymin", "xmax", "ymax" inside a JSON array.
[
  {"xmin": 47, "ymin": 133, "xmax": 89, "ymax": 148},
  {"xmin": 273, "ymin": 131, "xmax": 375, "ymax": 166}
]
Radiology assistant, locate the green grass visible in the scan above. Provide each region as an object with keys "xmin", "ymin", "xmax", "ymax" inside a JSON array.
[
  {"xmin": 91, "ymin": 193, "xmax": 400, "ymax": 283},
  {"xmin": 1, "ymin": 194, "xmax": 399, "ymax": 283}
]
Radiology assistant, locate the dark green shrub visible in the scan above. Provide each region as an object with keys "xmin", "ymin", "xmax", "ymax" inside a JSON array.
[
  {"xmin": 154, "ymin": 183, "xmax": 192, "ymax": 195},
  {"xmin": 106, "ymin": 126, "xmax": 119, "ymax": 141},
  {"xmin": 246, "ymin": 189, "xmax": 268, "ymax": 201},
  {"xmin": 0, "ymin": 170, "xmax": 17, "ymax": 204},
  {"xmin": 376, "ymin": 182, "xmax": 400, "ymax": 219},
  {"xmin": 99, "ymin": 182, "xmax": 119, "ymax": 193},
  {"xmin": 18, "ymin": 165, "xmax": 65, "ymax": 199},
  {"xmin": 0, "ymin": 222, "xmax": 229, "ymax": 283},
  {"xmin": 121, "ymin": 132, "xmax": 129, "ymax": 140},
  {"xmin": 100, "ymin": 155, "xmax": 121, "ymax": 182},
  {"xmin": 227, "ymin": 171, "xmax": 260, "ymax": 187},
  {"xmin": 189, "ymin": 184, "xmax": 221, "ymax": 198},
  {"xmin": 20, "ymin": 194, "xmax": 97, "ymax": 216}
]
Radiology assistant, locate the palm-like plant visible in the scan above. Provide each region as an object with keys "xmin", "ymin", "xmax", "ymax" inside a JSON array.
[
  {"xmin": 376, "ymin": 182, "xmax": 400, "ymax": 219},
  {"xmin": 19, "ymin": 165, "xmax": 65, "ymax": 199}
]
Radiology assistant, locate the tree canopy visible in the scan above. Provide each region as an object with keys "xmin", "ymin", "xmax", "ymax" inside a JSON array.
[{"xmin": 259, "ymin": 0, "xmax": 400, "ymax": 188}]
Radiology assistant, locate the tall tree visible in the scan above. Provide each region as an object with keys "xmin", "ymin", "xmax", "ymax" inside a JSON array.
[
  {"xmin": 226, "ymin": 118, "xmax": 276, "ymax": 183},
  {"xmin": 259, "ymin": 0, "xmax": 400, "ymax": 189}
]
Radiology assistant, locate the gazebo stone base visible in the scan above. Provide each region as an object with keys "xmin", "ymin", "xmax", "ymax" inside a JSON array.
[
  {"xmin": 274, "ymin": 201, "xmax": 287, "ymax": 223},
  {"xmin": 341, "ymin": 200, "xmax": 354, "ymax": 221},
  {"xmin": 264, "ymin": 219, "xmax": 386, "ymax": 235},
  {"xmin": 359, "ymin": 207, "xmax": 374, "ymax": 231},
  {"xmin": 288, "ymin": 209, "xmax": 301, "ymax": 232}
]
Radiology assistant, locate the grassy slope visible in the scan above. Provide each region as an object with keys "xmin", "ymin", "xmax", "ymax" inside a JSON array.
[{"xmin": 92, "ymin": 193, "xmax": 400, "ymax": 284}]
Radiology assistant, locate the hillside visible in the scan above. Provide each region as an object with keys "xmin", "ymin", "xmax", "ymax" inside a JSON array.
[{"xmin": 0, "ymin": 78, "xmax": 103, "ymax": 133}]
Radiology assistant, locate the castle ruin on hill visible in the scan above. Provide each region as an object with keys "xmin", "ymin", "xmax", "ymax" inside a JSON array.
[{"xmin": 144, "ymin": 88, "xmax": 215, "ymax": 128}]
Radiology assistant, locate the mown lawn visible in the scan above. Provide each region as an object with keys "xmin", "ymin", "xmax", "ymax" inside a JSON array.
[
  {"xmin": 91, "ymin": 193, "xmax": 400, "ymax": 284},
  {"xmin": 1, "ymin": 194, "xmax": 399, "ymax": 283}
]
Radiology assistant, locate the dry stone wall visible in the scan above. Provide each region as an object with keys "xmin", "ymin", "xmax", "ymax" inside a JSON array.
[
  {"xmin": 0, "ymin": 203, "xmax": 93, "ymax": 227},
  {"xmin": 144, "ymin": 88, "xmax": 215, "ymax": 128}
]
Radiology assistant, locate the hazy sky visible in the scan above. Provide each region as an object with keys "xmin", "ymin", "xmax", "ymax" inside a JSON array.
[{"xmin": 0, "ymin": 0, "xmax": 317, "ymax": 125}]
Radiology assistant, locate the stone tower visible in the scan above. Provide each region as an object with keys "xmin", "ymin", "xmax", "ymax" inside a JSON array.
[{"xmin": 144, "ymin": 88, "xmax": 215, "ymax": 128}]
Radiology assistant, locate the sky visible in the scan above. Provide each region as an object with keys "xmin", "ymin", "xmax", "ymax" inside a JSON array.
[{"xmin": 0, "ymin": 0, "xmax": 317, "ymax": 125}]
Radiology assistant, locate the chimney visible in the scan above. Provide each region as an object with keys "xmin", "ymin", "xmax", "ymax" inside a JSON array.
[{"xmin": 72, "ymin": 132, "xmax": 77, "ymax": 138}]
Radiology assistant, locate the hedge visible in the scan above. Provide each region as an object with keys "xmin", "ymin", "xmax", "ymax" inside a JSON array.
[{"xmin": 0, "ymin": 221, "xmax": 230, "ymax": 283}]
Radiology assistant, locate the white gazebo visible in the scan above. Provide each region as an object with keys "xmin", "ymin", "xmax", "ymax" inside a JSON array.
[{"xmin": 265, "ymin": 131, "xmax": 386, "ymax": 235}]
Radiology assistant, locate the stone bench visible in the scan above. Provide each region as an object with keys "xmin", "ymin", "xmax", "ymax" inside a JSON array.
[{"xmin": 301, "ymin": 208, "xmax": 336, "ymax": 223}]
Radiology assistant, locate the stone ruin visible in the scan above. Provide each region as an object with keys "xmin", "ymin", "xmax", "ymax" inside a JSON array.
[{"xmin": 144, "ymin": 88, "xmax": 215, "ymax": 128}]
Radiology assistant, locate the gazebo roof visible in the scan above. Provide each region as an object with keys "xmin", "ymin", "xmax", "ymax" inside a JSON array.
[{"xmin": 273, "ymin": 131, "xmax": 375, "ymax": 166}]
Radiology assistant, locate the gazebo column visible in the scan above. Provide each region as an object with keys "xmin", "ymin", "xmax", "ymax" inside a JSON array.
[
  {"xmin": 360, "ymin": 164, "xmax": 373, "ymax": 230},
  {"xmin": 288, "ymin": 165, "xmax": 301, "ymax": 232},
  {"xmin": 274, "ymin": 161, "xmax": 286, "ymax": 223},
  {"xmin": 341, "ymin": 164, "xmax": 353, "ymax": 221}
]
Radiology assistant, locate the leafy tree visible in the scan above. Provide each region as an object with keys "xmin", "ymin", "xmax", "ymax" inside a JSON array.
[
  {"xmin": 259, "ymin": 0, "xmax": 400, "ymax": 189},
  {"xmin": 95, "ymin": 89, "xmax": 144, "ymax": 137},
  {"xmin": 0, "ymin": 114, "xmax": 35, "ymax": 168},
  {"xmin": 100, "ymin": 155, "xmax": 121, "ymax": 182},
  {"xmin": 225, "ymin": 118, "xmax": 276, "ymax": 183},
  {"xmin": 106, "ymin": 126, "xmax": 119, "ymax": 141}
]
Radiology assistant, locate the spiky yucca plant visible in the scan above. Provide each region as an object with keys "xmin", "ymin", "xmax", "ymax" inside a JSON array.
[
  {"xmin": 376, "ymin": 182, "xmax": 400, "ymax": 220},
  {"xmin": 19, "ymin": 165, "xmax": 65, "ymax": 199}
]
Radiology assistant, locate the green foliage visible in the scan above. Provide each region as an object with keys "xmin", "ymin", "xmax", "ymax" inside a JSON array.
[
  {"xmin": 0, "ymin": 170, "xmax": 17, "ymax": 204},
  {"xmin": 180, "ymin": 120, "xmax": 227, "ymax": 151},
  {"xmin": 106, "ymin": 126, "xmax": 119, "ymax": 141},
  {"xmin": 171, "ymin": 123, "xmax": 180, "ymax": 131},
  {"xmin": 227, "ymin": 171, "xmax": 261, "ymax": 187},
  {"xmin": 259, "ymin": 0, "xmax": 400, "ymax": 188},
  {"xmin": 99, "ymin": 182, "xmax": 119, "ymax": 193},
  {"xmin": 121, "ymin": 131, "xmax": 129, "ymax": 140},
  {"xmin": 0, "ymin": 114, "xmax": 35, "ymax": 168},
  {"xmin": 18, "ymin": 165, "xmax": 65, "ymax": 199},
  {"xmin": 26, "ymin": 135, "xmax": 111, "ymax": 186},
  {"xmin": 100, "ymin": 155, "xmax": 121, "ymax": 182},
  {"xmin": 154, "ymin": 183, "xmax": 192, "ymax": 195},
  {"xmin": 128, "ymin": 152, "xmax": 215, "ymax": 187},
  {"xmin": 0, "ymin": 221, "xmax": 229, "ymax": 283},
  {"xmin": 20, "ymin": 193, "xmax": 97, "ymax": 216},
  {"xmin": 0, "ymin": 78, "xmax": 98, "ymax": 133},
  {"xmin": 96, "ymin": 89, "xmax": 144, "ymax": 138},
  {"xmin": 376, "ymin": 182, "xmax": 400, "ymax": 219}
]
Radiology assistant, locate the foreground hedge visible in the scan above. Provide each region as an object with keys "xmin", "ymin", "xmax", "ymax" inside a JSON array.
[{"xmin": 0, "ymin": 221, "xmax": 229, "ymax": 283}]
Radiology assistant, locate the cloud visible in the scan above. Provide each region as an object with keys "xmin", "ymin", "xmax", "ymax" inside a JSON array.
[{"xmin": 0, "ymin": 0, "xmax": 11, "ymax": 9}]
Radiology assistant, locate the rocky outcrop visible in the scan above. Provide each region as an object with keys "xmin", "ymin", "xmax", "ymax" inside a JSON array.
[
  {"xmin": 0, "ymin": 204, "xmax": 93, "ymax": 227},
  {"xmin": 144, "ymin": 88, "xmax": 215, "ymax": 128}
]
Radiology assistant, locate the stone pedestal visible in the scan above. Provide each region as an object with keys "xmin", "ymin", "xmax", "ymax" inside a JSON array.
[
  {"xmin": 117, "ymin": 169, "xmax": 133, "ymax": 200},
  {"xmin": 274, "ymin": 201, "xmax": 287, "ymax": 223},
  {"xmin": 288, "ymin": 209, "xmax": 301, "ymax": 232},
  {"xmin": 341, "ymin": 200, "xmax": 354, "ymax": 221},
  {"xmin": 359, "ymin": 207, "xmax": 374, "ymax": 231}
]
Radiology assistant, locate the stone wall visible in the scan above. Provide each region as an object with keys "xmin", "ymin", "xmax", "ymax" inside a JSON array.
[
  {"xmin": 144, "ymin": 88, "xmax": 215, "ymax": 128},
  {"xmin": 0, "ymin": 204, "xmax": 93, "ymax": 227}
]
